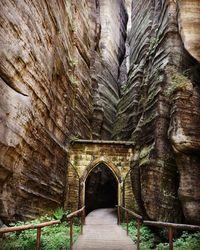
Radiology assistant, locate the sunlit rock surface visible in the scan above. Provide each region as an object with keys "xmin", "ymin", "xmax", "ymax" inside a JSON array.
[
  {"xmin": 91, "ymin": 0, "xmax": 127, "ymax": 139},
  {"xmin": 168, "ymin": 75, "xmax": 200, "ymax": 225},
  {"xmin": 114, "ymin": 0, "xmax": 200, "ymax": 224},
  {"xmin": 178, "ymin": 0, "xmax": 200, "ymax": 62},
  {"xmin": 0, "ymin": 0, "xmax": 127, "ymax": 221},
  {"xmin": 0, "ymin": 0, "xmax": 94, "ymax": 222}
]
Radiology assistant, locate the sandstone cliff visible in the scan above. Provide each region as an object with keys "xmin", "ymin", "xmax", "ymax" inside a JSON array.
[
  {"xmin": 114, "ymin": 0, "xmax": 200, "ymax": 224},
  {"xmin": 91, "ymin": 0, "xmax": 127, "ymax": 139},
  {"xmin": 0, "ymin": 0, "xmax": 199, "ymax": 226},
  {"xmin": 0, "ymin": 0, "xmax": 127, "ymax": 221}
]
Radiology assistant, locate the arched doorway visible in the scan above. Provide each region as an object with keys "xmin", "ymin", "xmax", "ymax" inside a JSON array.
[{"xmin": 85, "ymin": 163, "xmax": 118, "ymax": 214}]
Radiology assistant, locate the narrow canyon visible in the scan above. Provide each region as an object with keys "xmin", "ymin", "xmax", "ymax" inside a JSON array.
[{"xmin": 0, "ymin": 0, "xmax": 200, "ymax": 227}]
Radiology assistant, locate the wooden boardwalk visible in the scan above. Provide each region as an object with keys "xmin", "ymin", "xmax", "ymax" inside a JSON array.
[{"xmin": 73, "ymin": 208, "xmax": 136, "ymax": 250}]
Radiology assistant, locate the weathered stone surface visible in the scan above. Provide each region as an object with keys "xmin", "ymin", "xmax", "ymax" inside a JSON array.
[
  {"xmin": 0, "ymin": 0, "xmax": 128, "ymax": 222},
  {"xmin": 168, "ymin": 75, "xmax": 200, "ymax": 224},
  {"xmin": 0, "ymin": 0, "xmax": 97, "ymax": 221},
  {"xmin": 114, "ymin": 0, "xmax": 200, "ymax": 224},
  {"xmin": 91, "ymin": 0, "xmax": 128, "ymax": 139},
  {"xmin": 178, "ymin": 0, "xmax": 200, "ymax": 62}
]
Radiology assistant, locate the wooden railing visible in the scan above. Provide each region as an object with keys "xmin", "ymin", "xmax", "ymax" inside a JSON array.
[
  {"xmin": 0, "ymin": 206, "xmax": 85, "ymax": 250},
  {"xmin": 117, "ymin": 205, "xmax": 200, "ymax": 250},
  {"xmin": 67, "ymin": 206, "xmax": 85, "ymax": 250},
  {"xmin": 117, "ymin": 206, "xmax": 142, "ymax": 250}
]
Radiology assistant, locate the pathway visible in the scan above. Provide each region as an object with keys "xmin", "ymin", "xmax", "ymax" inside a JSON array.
[{"xmin": 73, "ymin": 208, "xmax": 136, "ymax": 250}]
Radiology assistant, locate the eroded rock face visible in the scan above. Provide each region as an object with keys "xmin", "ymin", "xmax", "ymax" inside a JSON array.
[
  {"xmin": 114, "ymin": 0, "xmax": 200, "ymax": 224},
  {"xmin": 178, "ymin": 0, "xmax": 200, "ymax": 62},
  {"xmin": 0, "ymin": 0, "xmax": 127, "ymax": 221},
  {"xmin": 168, "ymin": 77, "xmax": 200, "ymax": 224},
  {"xmin": 91, "ymin": 0, "xmax": 128, "ymax": 139},
  {"xmin": 0, "ymin": 0, "xmax": 95, "ymax": 222}
]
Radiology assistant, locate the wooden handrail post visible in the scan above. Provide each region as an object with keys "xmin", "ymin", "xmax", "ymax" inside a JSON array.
[
  {"xmin": 81, "ymin": 208, "xmax": 85, "ymax": 234},
  {"xmin": 137, "ymin": 219, "xmax": 141, "ymax": 250},
  {"xmin": 81, "ymin": 217, "xmax": 83, "ymax": 235},
  {"xmin": 118, "ymin": 206, "xmax": 121, "ymax": 225},
  {"xmin": 66, "ymin": 206, "xmax": 85, "ymax": 249},
  {"xmin": 168, "ymin": 227, "xmax": 173, "ymax": 250},
  {"xmin": 126, "ymin": 211, "xmax": 129, "ymax": 236},
  {"xmin": 83, "ymin": 207, "xmax": 85, "ymax": 225},
  {"xmin": 36, "ymin": 227, "xmax": 41, "ymax": 250},
  {"xmin": 70, "ymin": 218, "xmax": 73, "ymax": 250}
]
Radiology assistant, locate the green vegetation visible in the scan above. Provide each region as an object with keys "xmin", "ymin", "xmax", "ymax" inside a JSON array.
[
  {"xmin": 69, "ymin": 134, "xmax": 80, "ymax": 144},
  {"xmin": 0, "ymin": 211, "xmax": 81, "ymax": 250},
  {"xmin": 122, "ymin": 220, "xmax": 155, "ymax": 249},
  {"xmin": 148, "ymin": 36, "xmax": 159, "ymax": 56},
  {"xmin": 157, "ymin": 231, "xmax": 200, "ymax": 250},
  {"xmin": 53, "ymin": 207, "xmax": 66, "ymax": 220},
  {"xmin": 166, "ymin": 72, "xmax": 192, "ymax": 97},
  {"xmin": 122, "ymin": 220, "xmax": 200, "ymax": 250},
  {"xmin": 69, "ymin": 75, "xmax": 79, "ymax": 88},
  {"xmin": 113, "ymin": 114, "xmax": 128, "ymax": 136},
  {"xmin": 69, "ymin": 59, "xmax": 77, "ymax": 69}
]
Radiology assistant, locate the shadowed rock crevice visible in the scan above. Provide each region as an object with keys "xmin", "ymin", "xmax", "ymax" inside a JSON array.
[{"xmin": 91, "ymin": 0, "xmax": 128, "ymax": 140}]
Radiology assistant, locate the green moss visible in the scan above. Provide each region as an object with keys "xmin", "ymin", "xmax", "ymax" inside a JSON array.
[
  {"xmin": 113, "ymin": 115, "xmax": 129, "ymax": 136},
  {"xmin": 69, "ymin": 59, "xmax": 77, "ymax": 68},
  {"xmin": 147, "ymin": 36, "xmax": 159, "ymax": 56},
  {"xmin": 69, "ymin": 75, "xmax": 79, "ymax": 88},
  {"xmin": 165, "ymin": 72, "xmax": 192, "ymax": 97},
  {"xmin": 139, "ymin": 145, "xmax": 154, "ymax": 167},
  {"xmin": 139, "ymin": 145, "xmax": 176, "ymax": 169}
]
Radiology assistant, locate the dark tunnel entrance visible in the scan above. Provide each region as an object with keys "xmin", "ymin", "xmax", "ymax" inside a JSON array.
[{"xmin": 85, "ymin": 163, "xmax": 118, "ymax": 214}]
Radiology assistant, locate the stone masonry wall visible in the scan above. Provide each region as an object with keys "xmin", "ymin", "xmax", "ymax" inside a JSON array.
[{"xmin": 66, "ymin": 141, "xmax": 135, "ymax": 212}]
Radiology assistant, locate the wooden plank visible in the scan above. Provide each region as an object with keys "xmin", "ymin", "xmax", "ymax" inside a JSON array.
[
  {"xmin": 0, "ymin": 220, "xmax": 60, "ymax": 233},
  {"xmin": 119, "ymin": 206, "xmax": 143, "ymax": 220},
  {"xmin": 143, "ymin": 220, "xmax": 200, "ymax": 230},
  {"xmin": 67, "ymin": 206, "xmax": 85, "ymax": 219}
]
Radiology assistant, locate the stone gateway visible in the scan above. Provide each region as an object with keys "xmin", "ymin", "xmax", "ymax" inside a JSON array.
[{"xmin": 65, "ymin": 140, "xmax": 137, "ymax": 213}]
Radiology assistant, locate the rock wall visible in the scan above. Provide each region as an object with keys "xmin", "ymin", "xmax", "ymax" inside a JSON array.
[
  {"xmin": 169, "ymin": 1, "xmax": 200, "ymax": 224},
  {"xmin": 178, "ymin": 0, "xmax": 200, "ymax": 62},
  {"xmin": 0, "ymin": 0, "xmax": 127, "ymax": 222},
  {"xmin": 0, "ymin": 0, "xmax": 95, "ymax": 222},
  {"xmin": 1, "ymin": 0, "xmax": 199, "ymax": 225},
  {"xmin": 91, "ymin": 0, "xmax": 128, "ymax": 139},
  {"xmin": 114, "ymin": 0, "xmax": 200, "ymax": 224}
]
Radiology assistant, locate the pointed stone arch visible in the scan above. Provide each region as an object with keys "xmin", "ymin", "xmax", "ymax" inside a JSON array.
[
  {"xmin": 81, "ymin": 157, "xmax": 122, "ymax": 184},
  {"xmin": 80, "ymin": 158, "xmax": 122, "ymax": 210}
]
